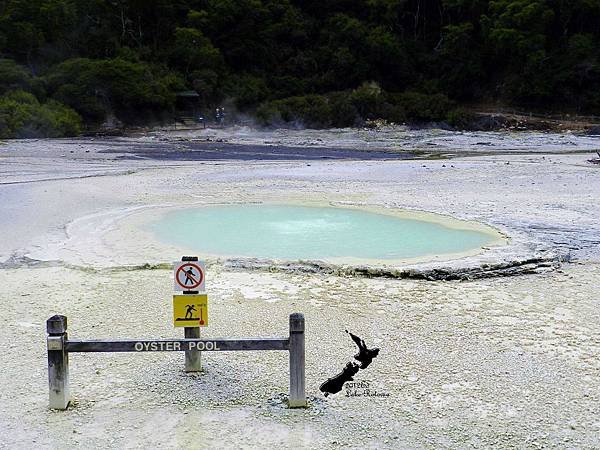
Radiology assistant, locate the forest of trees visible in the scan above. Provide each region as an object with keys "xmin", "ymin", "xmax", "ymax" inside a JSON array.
[{"xmin": 1, "ymin": 0, "xmax": 599, "ymax": 137}]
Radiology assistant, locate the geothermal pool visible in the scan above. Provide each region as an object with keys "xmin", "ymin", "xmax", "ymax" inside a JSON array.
[{"xmin": 147, "ymin": 205, "xmax": 498, "ymax": 261}]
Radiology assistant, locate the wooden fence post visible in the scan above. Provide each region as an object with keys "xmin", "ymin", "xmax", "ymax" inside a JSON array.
[
  {"xmin": 184, "ymin": 327, "xmax": 201, "ymax": 372},
  {"xmin": 47, "ymin": 315, "xmax": 70, "ymax": 410},
  {"xmin": 288, "ymin": 313, "xmax": 307, "ymax": 408}
]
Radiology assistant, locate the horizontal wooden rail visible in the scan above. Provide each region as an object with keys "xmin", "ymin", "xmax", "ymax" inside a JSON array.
[{"xmin": 65, "ymin": 338, "xmax": 289, "ymax": 352}]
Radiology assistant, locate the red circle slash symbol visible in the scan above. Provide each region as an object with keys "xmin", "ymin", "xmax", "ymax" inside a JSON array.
[{"xmin": 176, "ymin": 263, "xmax": 203, "ymax": 290}]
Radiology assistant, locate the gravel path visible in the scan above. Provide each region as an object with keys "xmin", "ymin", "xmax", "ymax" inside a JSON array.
[{"xmin": 0, "ymin": 264, "xmax": 599, "ymax": 448}]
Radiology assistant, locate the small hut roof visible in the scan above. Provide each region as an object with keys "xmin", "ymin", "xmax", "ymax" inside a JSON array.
[{"xmin": 175, "ymin": 90, "xmax": 200, "ymax": 97}]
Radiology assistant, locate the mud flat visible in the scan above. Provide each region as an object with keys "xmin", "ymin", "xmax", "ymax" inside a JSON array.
[{"xmin": 0, "ymin": 128, "xmax": 599, "ymax": 448}]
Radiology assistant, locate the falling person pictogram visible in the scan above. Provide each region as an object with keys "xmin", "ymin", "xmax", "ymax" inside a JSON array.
[{"xmin": 185, "ymin": 304, "xmax": 196, "ymax": 319}]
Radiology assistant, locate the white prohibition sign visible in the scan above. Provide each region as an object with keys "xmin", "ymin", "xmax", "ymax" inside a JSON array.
[{"xmin": 174, "ymin": 261, "xmax": 206, "ymax": 291}]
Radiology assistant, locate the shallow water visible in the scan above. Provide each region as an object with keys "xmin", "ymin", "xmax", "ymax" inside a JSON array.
[{"xmin": 147, "ymin": 205, "xmax": 496, "ymax": 261}]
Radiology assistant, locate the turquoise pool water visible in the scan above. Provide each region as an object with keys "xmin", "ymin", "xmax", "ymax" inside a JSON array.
[{"xmin": 148, "ymin": 205, "xmax": 496, "ymax": 261}]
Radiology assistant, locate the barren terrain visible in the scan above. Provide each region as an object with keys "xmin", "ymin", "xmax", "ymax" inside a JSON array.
[{"xmin": 1, "ymin": 127, "xmax": 599, "ymax": 449}]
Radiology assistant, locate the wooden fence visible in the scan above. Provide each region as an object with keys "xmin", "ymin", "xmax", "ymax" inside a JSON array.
[{"xmin": 47, "ymin": 313, "xmax": 307, "ymax": 409}]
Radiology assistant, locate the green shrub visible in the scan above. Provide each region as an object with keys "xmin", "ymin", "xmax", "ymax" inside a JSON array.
[
  {"xmin": 0, "ymin": 59, "xmax": 33, "ymax": 95},
  {"xmin": 45, "ymin": 58, "xmax": 182, "ymax": 123},
  {"xmin": 2, "ymin": 89, "xmax": 38, "ymax": 104},
  {"xmin": 256, "ymin": 87, "xmax": 461, "ymax": 128},
  {"xmin": 349, "ymin": 82, "xmax": 384, "ymax": 119},
  {"xmin": 256, "ymin": 94, "xmax": 334, "ymax": 128},
  {"xmin": 224, "ymin": 74, "xmax": 269, "ymax": 109},
  {"xmin": 446, "ymin": 108, "xmax": 476, "ymax": 129},
  {"xmin": 389, "ymin": 92, "xmax": 455, "ymax": 122},
  {"xmin": 0, "ymin": 90, "xmax": 82, "ymax": 138},
  {"xmin": 327, "ymin": 91, "xmax": 360, "ymax": 127},
  {"xmin": 255, "ymin": 102, "xmax": 282, "ymax": 127}
]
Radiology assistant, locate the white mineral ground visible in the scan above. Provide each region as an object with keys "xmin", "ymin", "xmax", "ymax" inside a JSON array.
[{"xmin": 0, "ymin": 127, "xmax": 599, "ymax": 448}]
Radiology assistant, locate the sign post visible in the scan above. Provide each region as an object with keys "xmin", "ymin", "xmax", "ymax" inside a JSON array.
[
  {"xmin": 46, "ymin": 257, "xmax": 307, "ymax": 409},
  {"xmin": 175, "ymin": 256, "xmax": 204, "ymax": 372}
]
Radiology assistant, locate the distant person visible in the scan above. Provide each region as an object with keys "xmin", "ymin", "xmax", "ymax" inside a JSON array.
[{"xmin": 215, "ymin": 107, "xmax": 225, "ymax": 125}]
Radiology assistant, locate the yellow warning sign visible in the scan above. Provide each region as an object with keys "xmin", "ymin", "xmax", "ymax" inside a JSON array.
[{"xmin": 173, "ymin": 294, "xmax": 208, "ymax": 327}]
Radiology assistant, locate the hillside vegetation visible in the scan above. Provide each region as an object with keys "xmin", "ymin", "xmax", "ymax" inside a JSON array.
[{"xmin": 1, "ymin": 0, "xmax": 599, "ymax": 137}]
